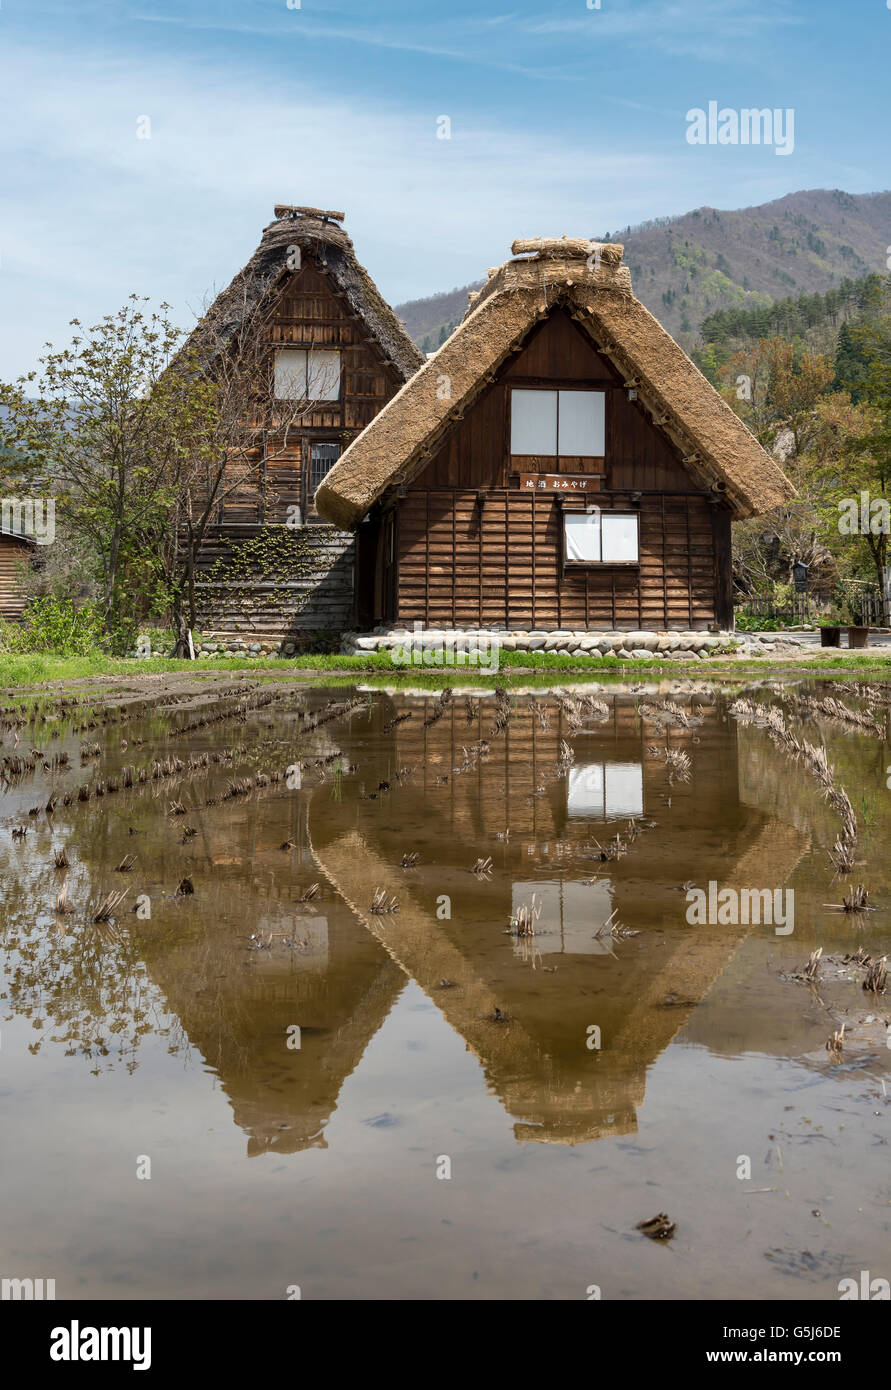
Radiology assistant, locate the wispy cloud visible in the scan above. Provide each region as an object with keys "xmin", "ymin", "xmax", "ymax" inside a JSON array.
[
  {"xmin": 130, "ymin": 0, "xmax": 804, "ymax": 73},
  {"xmin": 131, "ymin": 9, "xmax": 581, "ymax": 81},
  {"xmin": 0, "ymin": 34, "xmax": 693, "ymax": 377}
]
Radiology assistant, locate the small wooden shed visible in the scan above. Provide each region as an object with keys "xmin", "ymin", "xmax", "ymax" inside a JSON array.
[
  {"xmin": 316, "ymin": 237, "xmax": 795, "ymax": 631},
  {"xmin": 0, "ymin": 528, "xmax": 35, "ymax": 620}
]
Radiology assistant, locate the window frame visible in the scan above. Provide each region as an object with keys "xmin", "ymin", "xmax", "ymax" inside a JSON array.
[
  {"xmin": 510, "ymin": 386, "xmax": 606, "ymax": 459},
  {"xmin": 273, "ymin": 346, "xmax": 342, "ymax": 403},
  {"xmin": 309, "ymin": 440, "xmax": 342, "ymax": 495},
  {"xmin": 562, "ymin": 509, "xmax": 640, "ymax": 568}
]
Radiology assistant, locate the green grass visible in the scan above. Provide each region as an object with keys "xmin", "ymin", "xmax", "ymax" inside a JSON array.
[{"xmin": 1, "ymin": 646, "xmax": 889, "ymax": 694}]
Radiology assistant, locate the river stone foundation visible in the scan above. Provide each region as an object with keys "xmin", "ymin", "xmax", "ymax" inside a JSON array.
[
  {"xmin": 339, "ymin": 627, "xmax": 803, "ymax": 660},
  {"xmin": 129, "ymin": 628, "xmax": 805, "ymax": 661}
]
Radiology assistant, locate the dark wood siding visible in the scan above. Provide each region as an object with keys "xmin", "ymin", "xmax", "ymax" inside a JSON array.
[
  {"xmin": 220, "ymin": 256, "xmax": 402, "ymax": 526},
  {"xmin": 0, "ymin": 537, "xmax": 32, "ymax": 619},
  {"xmin": 393, "ymin": 308, "xmax": 726, "ymax": 630}
]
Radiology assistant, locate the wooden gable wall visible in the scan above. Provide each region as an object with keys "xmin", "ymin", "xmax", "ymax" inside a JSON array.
[
  {"xmin": 392, "ymin": 308, "xmax": 732, "ymax": 631},
  {"xmin": 219, "ymin": 255, "xmax": 404, "ymax": 526}
]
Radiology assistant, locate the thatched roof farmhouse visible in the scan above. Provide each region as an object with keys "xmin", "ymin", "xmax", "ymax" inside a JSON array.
[{"xmin": 316, "ymin": 237, "xmax": 795, "ymax": 633}]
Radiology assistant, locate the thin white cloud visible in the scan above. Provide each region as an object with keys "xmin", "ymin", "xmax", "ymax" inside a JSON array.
[
  {"xmin": 131, "ymin": 11, "xmax": 582, "ymax": 81},
  {"xmin": 130, "ymin": 0, "xmax": 804, "ymax": 71},
  {"xmin": 0, "ymin": 35, "xmax": 696, "ymax": 377}
]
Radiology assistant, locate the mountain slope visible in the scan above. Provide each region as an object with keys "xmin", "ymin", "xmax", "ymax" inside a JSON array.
[{"xmin": 395, "ymin": 188, "xmax": 891, "ymax": 353}]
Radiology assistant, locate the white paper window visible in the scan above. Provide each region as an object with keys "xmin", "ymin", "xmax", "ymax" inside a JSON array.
[
  {"xmin": 558, "ymin": 390, "xmax": 605, "ymax": 455},
  {"xmin": 511, "ymin": 389, "xmax": 557, "ymax": 455},
  {"xmin": 511, "ymin": 389, "xmax": 604, "ymax": 456},
  {"xmin": 563, "ymin": 511, "xmax": 638, "ymax": 565},
  {"xmin": 274, "ymin": 348, "xmax": 341, "ymax": 401},
  {"xmin": 564, "ymin": 511, "xmax": 601, "ymax": 564},
  {"xmin": 601, "ymin": 513, "xmax": 639, "ymax": 563}
]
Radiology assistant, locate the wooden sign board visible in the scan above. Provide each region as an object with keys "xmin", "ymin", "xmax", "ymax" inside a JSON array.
[{"xmin": 517, "ymin": 473, "xmax": 604, "ymax": 493}]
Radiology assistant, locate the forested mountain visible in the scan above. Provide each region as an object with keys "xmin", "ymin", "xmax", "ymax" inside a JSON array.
[{"xmin": 395, "ymin": 189, "xmax": 891, "ymax": 354}]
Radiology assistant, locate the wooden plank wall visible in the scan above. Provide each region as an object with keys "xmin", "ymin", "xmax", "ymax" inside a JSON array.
[
  {"xmin": 219, "ymin": 257, "xmax": 401, "ymax": 526},
  {"xmin": 396, "ymin": 489, "xmax": 720, "ymax": 630},
  {"xmin": 193, "ymin": 525, "xmax": 356, "ymax": 636},
  {"xmin": 394, "ymin": 309, "xmax": 727, "ymax": 630},
  {"xmin": 0, "ymin": 538, "xmax": 32, "ymax": 619}
]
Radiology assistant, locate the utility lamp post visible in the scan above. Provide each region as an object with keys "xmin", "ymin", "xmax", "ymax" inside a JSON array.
[{"xmin": 792, "ymin": 560, "xmax": 809, "ymax": 622}]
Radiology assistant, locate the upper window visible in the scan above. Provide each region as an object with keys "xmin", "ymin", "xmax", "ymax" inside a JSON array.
[
  {"xmin": 564, "ymin": 510, "xmax": 639, "ymax": 566},
  {"xmin": 274, "ymin": 348, "xmax": 341, "ymax": 402},
  {"xmin": 510, "ymin": 388, "xmax": 605, "ymax": 456}
]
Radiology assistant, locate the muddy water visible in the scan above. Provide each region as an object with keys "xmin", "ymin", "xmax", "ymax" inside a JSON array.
[{"xmin": 1, "ymin": 675, "xmax": 889, "ymax": 1300}]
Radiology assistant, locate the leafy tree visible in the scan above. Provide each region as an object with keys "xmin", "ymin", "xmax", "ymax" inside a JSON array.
[
  {"xmin": 806, "ymin": 391, "xmax": 888, "ymax": 601},
  {"xmin": 833, "ymin": 321, "xmax": 871, "ymax": 401},
  {"xmin": 0, "ymin": 298, "xmax": 205, "ymax": 651}
]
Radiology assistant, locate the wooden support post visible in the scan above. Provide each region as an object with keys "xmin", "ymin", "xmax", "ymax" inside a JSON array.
[
  {"xmin": 686, "ymin": 497, "xmax": 693, "ymax": 628},
  {"xmin": 711, "ymin": 505, "xmax": 733, "ymax": 629}
]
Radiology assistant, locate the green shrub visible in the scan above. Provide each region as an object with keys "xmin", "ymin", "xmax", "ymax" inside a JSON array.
[
  {"xmin": 0, "ymin": 596, "xmax": 104, "ymax": 656},
  {"xmin": 735, "ymin": 613, "xmax": 776, "ymax": 631}
]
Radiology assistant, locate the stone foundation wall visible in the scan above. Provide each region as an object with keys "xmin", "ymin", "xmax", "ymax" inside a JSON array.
[{"xmin": 342, "ymin": 626, "xmax": 733, "ymax": 661}]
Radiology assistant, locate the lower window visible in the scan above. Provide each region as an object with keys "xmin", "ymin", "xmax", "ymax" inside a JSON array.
[
  {"xmin": 310, "ymin": 442, "xmax": 342, "ymax": 494},
  {"xmin": 564, "ymin": 510, "xmax": 639, "ymax": 565}
]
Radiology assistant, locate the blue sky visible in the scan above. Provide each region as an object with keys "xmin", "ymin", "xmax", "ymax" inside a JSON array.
[{"xmin": 0, "ymin": 0, "xmax": 888, "ymax": 378}]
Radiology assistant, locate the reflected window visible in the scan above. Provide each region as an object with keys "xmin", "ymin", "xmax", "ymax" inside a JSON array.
[
  {"xmin": 568, "ymin": 762, "xmax": 643, "ymax": 818},
  {"xmin": 512, "ymin": 879, "xmax": 616, "ymax": 955}
]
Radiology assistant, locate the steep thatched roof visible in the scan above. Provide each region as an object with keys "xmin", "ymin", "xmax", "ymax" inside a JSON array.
[
  {"xmin": 315, "ymin": 237, "xmax": 796, "ymax": 527},
  {"xmin": 182, "ymin": 206, "xmax": 423, "ymax": 382}
]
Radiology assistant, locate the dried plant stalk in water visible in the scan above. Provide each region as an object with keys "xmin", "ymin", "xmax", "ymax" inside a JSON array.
[
  {"xmin": 507, "ymin": 894, "xmax": 541, "ymax": 937},
  {"xmin": 863, "ymin": 957, "xmax": 887, "ymax": 995},
  {"xmin": 803, "ymin": 947, "xmax": 822, "ymax": 982},
  {"xmin": 92, "ymin": 888, "xmax": 129, "ymax": 922}
]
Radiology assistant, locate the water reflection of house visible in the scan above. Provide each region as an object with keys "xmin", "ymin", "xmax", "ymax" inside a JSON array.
[
  {"xmin": 105, "ymin": 771, "xmax": 403, "ymax": 1156},
  {"xmin": 113, "ymin": 689, "xmax": 808, "ymax": 1153},
  {"xmin": 141, "ymin": 878, "xmax": 402, "ymax": 1155},
  {"xmin": 308, "ymin": 691, "xmax": 808, "ymax": 1145}
]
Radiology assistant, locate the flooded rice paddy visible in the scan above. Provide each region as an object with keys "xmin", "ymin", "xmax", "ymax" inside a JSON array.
[{"xmin": 1, "ymin": 672, "xmax": 890, "ymax": 1301}]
